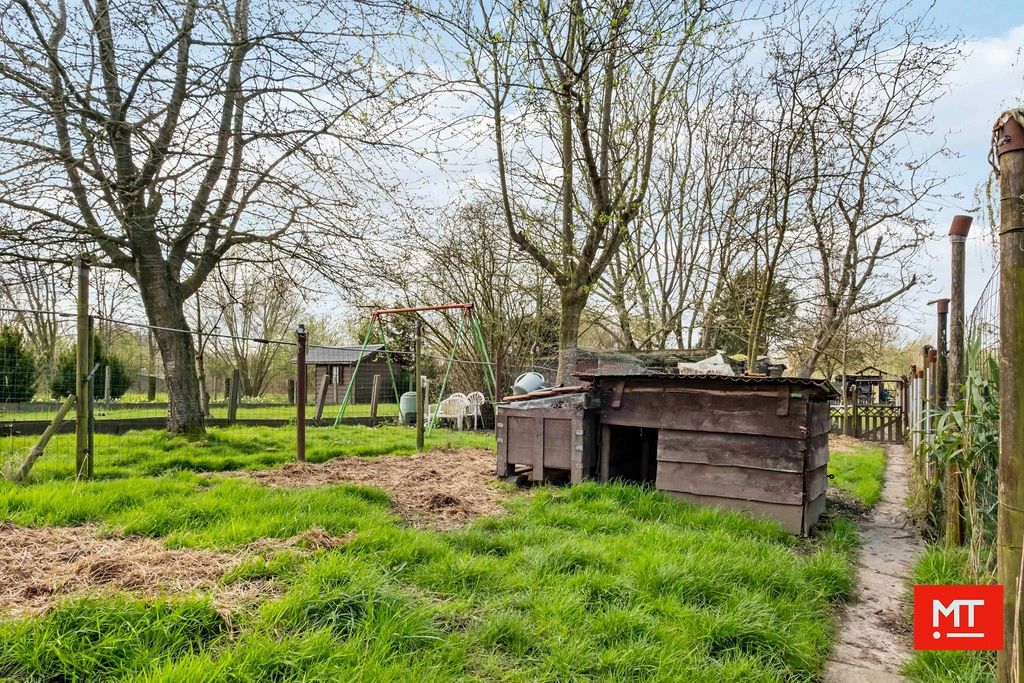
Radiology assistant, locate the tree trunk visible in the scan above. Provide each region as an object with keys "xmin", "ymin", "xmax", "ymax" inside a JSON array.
[
  {"xmin": 136, "ymin": 274, "xmax": 206, "ymax": 434},
  {"xmin": 555, "ymin": 290, "xmax": 587, "ymax": 385}
]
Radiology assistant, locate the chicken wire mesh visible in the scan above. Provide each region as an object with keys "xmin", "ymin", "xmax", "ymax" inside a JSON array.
[
  {"xmin": 1, "ymin": 312, "xmax": 79, "ymax": 479},
  {"xmin": 966, "ymin": 270, "xmax": 999, "ymax": 380}
]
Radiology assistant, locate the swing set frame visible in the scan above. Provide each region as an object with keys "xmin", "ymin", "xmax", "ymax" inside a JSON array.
[{"xmin": 331, "ymin": 303, "xmax": 496, "ymax": 449}]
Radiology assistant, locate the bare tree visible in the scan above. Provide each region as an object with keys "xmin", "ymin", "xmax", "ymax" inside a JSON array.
[
  {"xmin": 212, "ymin": 262, "xmax": 304, "ymax": 397},
  {"xmin": 596, "ymin": 50, "xmax": 759, "ymax": 351},
  {"xmin": 413, "ymin": 201, "xmax": 559, "ymax": 392},
  {"xmin": 429, "ymin": 0, "xmax": 725, "ymax": 382},
  {"xmin": 787, "ymin": 1, "xmax": 957, "ymax": 376},
  {"xmin": 0, "ymin": 256, "xmax": 69, "ymax": 383},
  {"xmin": 0, "ymin": 0, "xmax": 416, "ymax": 431}
]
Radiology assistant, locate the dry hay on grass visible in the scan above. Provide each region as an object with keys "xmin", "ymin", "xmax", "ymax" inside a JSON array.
[
  {"xmin": 829, "ymin": 434, "xmax": 866, "ymax": 452},
  {"xmin": 0, "ymin": 521, "xmax": 352, "ymax": 618},
  {"xmin": 239, "ymin": 447, "xmax": 506, "ymax": 528}
]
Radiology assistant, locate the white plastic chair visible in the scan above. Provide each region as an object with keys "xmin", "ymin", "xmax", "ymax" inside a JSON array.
[
  {"xmin": 467, "ymin": 391, "xmax": 485, "ymax": 429},
  {"xmin": 428, "ymin": 394, "xmax": 470, "ymax": 430}
]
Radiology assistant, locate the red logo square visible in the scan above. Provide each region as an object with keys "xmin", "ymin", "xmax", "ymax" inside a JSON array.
[{"xmin": 913, "ymin": 584, "xmax": 1003, "ymax": 650}]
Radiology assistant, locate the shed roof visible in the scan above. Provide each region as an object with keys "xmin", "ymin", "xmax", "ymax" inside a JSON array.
[
  {"xmin": 295, "ymin": 345, "xmax": 384, "ymax": 365},
  {"xmin": 576, "ymin": 371, "xmax": 838, "ymax": 399}
]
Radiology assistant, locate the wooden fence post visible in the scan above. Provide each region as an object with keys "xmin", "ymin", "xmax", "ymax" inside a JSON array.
[
  {"xmin": 994, "ymin": 109, "xmax": 1024, "ymax": 680},
  {"xmin": 104, "ymin": 365, "xmax": 112, "ymax": 408},
  {"xmin": 947, "ymin": 215, "xmax": 972, "ymax": 547},
  {"xmin": 935, "ymin": 299, "xmax": 950, "ymax": 407},
  {"xmin": 287, "ymin": 379, "xmax": 296, "ymax": 406},
  {"xmin": 851, "ymin": 400, "xmax": 860, "ymax": 439},
  {"xmin": 87, "ymin": 316, "xmax": 95, "ymax": 478},
  {"xmin": 934, "ymin": 297, "xmax": 963, "ymax": 546},
  {"xmin": 227, "ymin": 368, "xmax": 241, "ymax": 423},
  {"xmin": 296, "ymin": 325, "xmax": 306, "ymax": 462},
  {"xmin": 415, "ymin": 319, "xmax": 424, "ymax": 452},
  {"xmin": 75, "ymin": 256, "xmax": 90, "ymax": 480},
  {"xmin": 369, "ymin": 374, "xmax": 380, "ymax": 421},
  {"xmin": 314, "ymin": 374, "xmax": 329, "ymax": 422}
]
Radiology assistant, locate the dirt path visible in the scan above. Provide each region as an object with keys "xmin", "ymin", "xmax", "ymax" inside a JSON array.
[{"xmin": 824, "ymin": 444, "xmax": 923, "ymax": 682}]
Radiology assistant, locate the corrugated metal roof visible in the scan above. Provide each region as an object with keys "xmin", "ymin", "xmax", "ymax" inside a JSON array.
[
  {"xmin": 294, "ymin": 345, "xmax": 384, "ymax": 365},
  {"xmin": 575, "ymin": 371, "xmax": 839, "ymax": 398}
]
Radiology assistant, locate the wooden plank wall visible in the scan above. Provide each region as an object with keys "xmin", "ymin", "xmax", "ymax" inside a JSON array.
[
  {"xmin": 495, "ymin": 406, "xmax": 597, "ymax": 482},
  {"xmin": 592, "ymin": 379, "xmax": 833, "ymax": 535},
  {"xmin": 597, "ymin": 383, "xmax": 830, "ymax": 439},
  {"xmin": 655, "ymin": 428, "xmax": 826, "ymax": 534}
]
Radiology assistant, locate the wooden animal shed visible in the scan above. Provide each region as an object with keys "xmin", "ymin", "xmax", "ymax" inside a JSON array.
[{"xmin": 495, "ymin": 373, "xmax": 837, "ymax": 535}]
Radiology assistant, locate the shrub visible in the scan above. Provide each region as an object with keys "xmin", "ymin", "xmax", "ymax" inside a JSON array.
[
  {"xmin": 0, "ymin": 326, "xmax": 37, "ymax": 402},
  {"xmin": 50, "ymin": 335, "xmax": 132, "ymax": 399}
]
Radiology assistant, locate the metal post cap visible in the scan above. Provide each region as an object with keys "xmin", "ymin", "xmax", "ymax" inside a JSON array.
[{"xmin": 948, "ymin": 215, "xmax": 973, "ymax": 237}]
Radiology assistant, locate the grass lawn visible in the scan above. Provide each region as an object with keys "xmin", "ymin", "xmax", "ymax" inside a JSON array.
[
  {"xmin": 0, "ymin": 425, "xmax": 860, "ymax": 681},
  {"xmin": 0, "ymin": 401, "xmax": 401, "ymax": 422},
  {"xmin": 903, "ymin": 547, "xmax": 996, "ymax": 682},
  {"xmin": 828, "ymin": 439, "xmax": 886, "ymax": 507},
  {"xmin": 2, "ymin": 424, "xmax": 495, "ymax": 482}
]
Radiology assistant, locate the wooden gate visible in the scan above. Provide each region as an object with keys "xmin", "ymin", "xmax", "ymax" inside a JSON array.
[{"xmin": 829, "ymin": 404, "xmax": 905, "ymax": 443}]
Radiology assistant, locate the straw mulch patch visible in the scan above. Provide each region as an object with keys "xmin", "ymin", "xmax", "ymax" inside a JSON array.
[
  {"xmin": 239, "ymin": 447, "xmax": 508, "ymax": 528},
  {"xmin": 0, "ymin": 521, "xmax": 353, "ymax": 617}
]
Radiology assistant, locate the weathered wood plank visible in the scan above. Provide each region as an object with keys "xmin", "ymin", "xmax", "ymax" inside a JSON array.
[
  {"xmin": 808, "ymin": 401, "xmax": 832, "ymax": 437},
  {"xmin": 505, "ymin": 415, "xmax": 539, "ymax": 466},
  {"xmin": 804, "ymin": 492, "xmax": 827, "ymax": 535},
  {"xmin": 656, "ymin": 461, "xmax": 804, "ymax": 505},
  {"xmin": 805, "ymin": 465, "xmax": 829, "ymax": 500},
  {"xmin": 599, "ymin": 424, "xmax": 611, "ymax": 482},
  {"xmin": 543, "ymin": 417, "xmax": 571, "ymax": 470},
  {"xmin": 806, "ymin": 433, "xmax": 830, "ymax": 470},
  {"xmin": 600, "ymin": 387, "xmax": 810, "ymax": 438},
  {"xmin": 656, "ymin": 430, "xmax": 807, "ymax": 472},
  {"xmin": 663, "ymin": 490, "xmax": 805, "ymax": 535},
  {"xmin": 533, "ymin": 415, "xmax": 545, "ymax": 482},
  {"xmin": 495, "ymin": 412, "xmax": 509, "ymax": 477}
]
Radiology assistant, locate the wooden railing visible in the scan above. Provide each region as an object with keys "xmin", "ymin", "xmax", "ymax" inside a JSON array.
[{"xmin": 829, "ymin": 404, "xmax": 905, "ymax": 443}]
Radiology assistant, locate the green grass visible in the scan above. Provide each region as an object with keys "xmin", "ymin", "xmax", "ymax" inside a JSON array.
[
  {"xmin": 0, "ymin": 481, "xmax": 857, "ymax": 682},
  {"xmin": 0, "ymin": 471, "xmax": 396, "ymax": 548},
  {"xmin": 903, "ymin": 546, "xmax": 996, "ymax": 682},
  {"xmin": 829, "ymin": 440, "xmax": 886, "ymax": 507},
  {"xmin": 0, "ymin": 401, "xmax": 401, "ymax": 421},
  {"xmin": 2, "ymin": 424, "xmax": 495, "ymax": 482}
]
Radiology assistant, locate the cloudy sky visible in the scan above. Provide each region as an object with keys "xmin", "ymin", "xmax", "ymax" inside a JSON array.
[{"xmin": 905, "ymin": 0, "xmax": 1023, "ymax": 335}]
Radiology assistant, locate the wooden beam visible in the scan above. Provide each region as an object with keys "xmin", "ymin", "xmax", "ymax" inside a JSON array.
[
  {"xmin": 369, "ymin": 374, "xmax": 380, "ymax": 420},
  {"xmin": 313, "ymin": 373, "xmax": 330, "ymax": 422},
  {"xmin": 13, "ymin": 394, "xmax": 76, "ymax": 482}
]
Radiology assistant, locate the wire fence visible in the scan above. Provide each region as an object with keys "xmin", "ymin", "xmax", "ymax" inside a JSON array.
[
  {"xmin": 967, "ymin": 270, "xmax": 999, "ymax": 379},
  {"xmin": 0, "ymin": 313, "xmax": 79, "ymax": 478},
  {"xmin": 2, "ymin": 302, "xmax": 502, "ymax": 482},
  {"xmin": 903, "ymin": 268, "xmax": 1001, "ymax": 574}
]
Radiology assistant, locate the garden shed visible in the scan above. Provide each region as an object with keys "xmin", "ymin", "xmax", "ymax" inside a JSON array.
[
  {"xmin": 495, "ymin": 373, "xmax": 837, "ymax": 535},
  {"xmin": 295, "ymin": 345, "xmax": 396, "ymax": 404}
]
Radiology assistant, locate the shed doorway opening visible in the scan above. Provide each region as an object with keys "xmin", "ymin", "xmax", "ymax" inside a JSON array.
[{"xmin": 602, "ymin": 426, "xmax": 658, "ymax": 484}]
